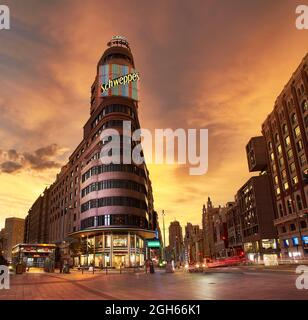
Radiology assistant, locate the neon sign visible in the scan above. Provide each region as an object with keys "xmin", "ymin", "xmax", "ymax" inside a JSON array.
[
  {"xmin": 100, "ymin": 64, "xmax": 139, "ymax": 100},
  {"xmin": 101, "ymin": 72, "xmax": 139, "ymax": 92}
]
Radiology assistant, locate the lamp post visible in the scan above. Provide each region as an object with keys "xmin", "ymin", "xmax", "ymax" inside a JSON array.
[{"xmin": 162, "ymin": 210, "xmax": 166, "ymax": 261}]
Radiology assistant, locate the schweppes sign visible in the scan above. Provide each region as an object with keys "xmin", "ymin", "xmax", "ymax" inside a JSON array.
[
  {"xmin": 100, "ymin": 64, "xmax": 140, "ymax": 100},
  {"xmin": 101, "ymin": 72, "xmax": 140, "ymax": 92}
]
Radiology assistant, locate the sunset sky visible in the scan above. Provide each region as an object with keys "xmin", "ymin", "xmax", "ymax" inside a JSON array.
[{"xmin": 0, "ymin": 0, "xmax": 307, "ymax": 243}]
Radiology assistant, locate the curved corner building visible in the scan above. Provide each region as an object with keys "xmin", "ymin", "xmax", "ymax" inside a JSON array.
[{"xmin": 68, "ymin": 36, "xmax": 157, "ymax": 268}]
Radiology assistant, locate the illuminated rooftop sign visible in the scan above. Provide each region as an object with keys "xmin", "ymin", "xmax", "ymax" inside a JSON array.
[
  {"xmin": 100, "ymin": 64, "xmax": 139, "ymax": 101},
  {"xmin": 101, "ymin": 72, "xmax": 139, "ymax": 93}
]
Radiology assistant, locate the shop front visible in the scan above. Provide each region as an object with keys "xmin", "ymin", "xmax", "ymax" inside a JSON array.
[
  {"xmin": 71, "ymin": 229, "xmax": 152, "ymax": 268},
  {"xmin": 11, "ymin": 244, "xmax": 56, "ymax": 268}
]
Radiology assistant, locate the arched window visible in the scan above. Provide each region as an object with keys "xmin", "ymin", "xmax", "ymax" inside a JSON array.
[
  {"xmin": 282, "ymin": 124, "xmax": 288, "ymax": 134},
  {"xmin": 275, "ymin": 133, "xmax": 279, "ymax": 143},
  {"xmin": 302, "ymin": 100, "xmax": 308, "ymax": 113},
  {"xmin": 278, "ymin": 204, "xmax": 284, "ymax": 217},
  {"xmin": 287, "ymin": 199, "xmax": 293, "ymax": 214},
  {"xmin": 296, "ymin": 195, "xmax": 303, "ymax": 211},
  {"xmin": 291, "ymin": 113, "xmax": 297, "ymax": 125},
  {"xmin": 268, "ymin": 141, "xmax": 272, "ymax": 150}
]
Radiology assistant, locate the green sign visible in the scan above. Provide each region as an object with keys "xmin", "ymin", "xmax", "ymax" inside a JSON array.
[{"xmin": 147, "ymin": 240, "xmax": 160, "ymax": 248}]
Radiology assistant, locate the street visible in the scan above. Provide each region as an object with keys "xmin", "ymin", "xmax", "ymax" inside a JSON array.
[{"xmin": 0, "ymin": 266, "xmax": 307, "ymax": 300}]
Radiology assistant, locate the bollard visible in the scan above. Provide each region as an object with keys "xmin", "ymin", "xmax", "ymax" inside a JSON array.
[
  {"xmin": 81, "ymin": 267, "xmax": 84, "ymax": 274},
  {"xmin": 120, "ymin": 266, "xmax": 122, "ymax": 274}
]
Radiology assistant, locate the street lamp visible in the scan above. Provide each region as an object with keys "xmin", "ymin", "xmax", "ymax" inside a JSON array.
[{"xmin": 162, "ymin": 210, "xmax": 166, "ymax": 261}]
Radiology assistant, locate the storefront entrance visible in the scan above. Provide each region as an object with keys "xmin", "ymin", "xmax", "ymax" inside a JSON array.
[{"xmin": 113, "ymin": 254, "xmax": 126, "ymax": 268}]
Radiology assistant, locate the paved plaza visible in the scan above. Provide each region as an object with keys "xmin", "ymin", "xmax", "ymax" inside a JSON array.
[{"xmin": 0, "ymin": 266, "xmax": 308, "ymax": 300}]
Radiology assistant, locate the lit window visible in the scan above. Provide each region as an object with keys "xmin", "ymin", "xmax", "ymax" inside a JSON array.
[
  {"xmin": 277, "ymin": 145, "xmax": 282, "ymax": 155},
  {"xmin": 285, "ymin": 136, "xmax": 290, "ymax": 147},
  {"xmin": 294, "ymin": 126, "xmax": 301, "ymax": 138},
  {"xmin": 270, "ymin": 152, "xmax": 274, "ymax": 161},
  {"xmin": 290, "ymin": 162, "xmax": 296, "ymax": 173},
  {"xmin": 292, "ymin": 176, "xmax": 298, "ymax": 185},
  {"xmin": 300, "ymin": 154, "xmax": 306, "ymax": 166},
  {"xmin": 287, "ymin": 149, "xmax": 293, "ymax": 160},
  {"xmin": 274, "ymin": 176, "xmax": 279, "ymax": 185},
  {"xmin": 296, "ymin": 139, "xmax": 303, "ymax": 152},
  {"xmin": 281, "ymin": 170, "xmax": 287, "ymax": 179},
  {"xmin": 283, "ymin": 182, "xmax": 289, "ymax": 190}
]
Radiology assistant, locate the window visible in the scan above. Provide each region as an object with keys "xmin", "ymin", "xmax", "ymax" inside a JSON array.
[
  {"xmin": 270, "ymin": 152, "xmax": 275, "ymax": 161},
  {"xmin": 268, "ymin": 142, "xmax": 272, "ymax": 150},
  {"xmin": 283, "ymin": 182, "xmax": 289, "ymax": 190},
  {"xmin": 287, "ymin": 149, "xmax": 293, "ymax": 160},
  {"xmin": 291, "ymin": 113, "xmax": 297, "ymax": 125},
  {"xmin": 282, "ymin": 124, "xmax": 288, "ymax": 134},
  {"xmin": 296, "ymin": 139, "xmax": 303, "ymax": 152},
  {"xmin": 275, "ymin": 133, "xmax": 279, "ymax": 143},
  {"xmin": 292, "ymin": 176, "xmax": 298, "ymax": 185},
  {"xmin": 294, "ymin": 126, "xmax": 301, "ymax": 138},
  {"xmin": 276, "ymin": 187, "xmax": 281, "ymax": 195},
  {"xmin": 290, "ymin": 162, "xmax": 296, "ymax": 173},
  {"xmin": 281, "ymin": 226, "xmax": 287, "ymax": 233},
  {"xmin": 279, "ymin": 157, "xmax": 284, "ymax": 167},
  {"xmin": 300, "ymin": 154, "xmax": 307, "ymax": 166},
  {"xmin": 285, "ymin": 136, "xmax": 290, "ymax": 147},
  {"xmin": 281, "ymin": 170, "xmax": 287, "ymax": 180},
  {"xmin": 279, "ymin": 204, "xmax": 284, "ymax": 217},
  {"xmin": 277, "ymin": 145, "xmax": 282, "ymax": 155},
  {"xmin": 287, "ymin": 199, "xmax": 293, "ymax": 214},
  {"xmin": 300, "ymin": 220, "xmax": 307, "ymax": 229},
  {"xmin": 105, "ymin": 214, "xmax": 110, "ymax": 226},
  {"xmin": 274, "ymin": 175, "xmax": 279, "ymax": 185},
  {"xmin": 302, "ymin": 100, "xmax": 308, "ymax": 113},
  {"xmin": 296, "ymin": 195, "xmax": 303, "ymax": 210},
  {"xmin": 290, "ymin": 223, "xmax": 296, "ymax": 231},
  {"xmin": 272, "ymin": 163, "xmax": 277, "ymax": 172}
]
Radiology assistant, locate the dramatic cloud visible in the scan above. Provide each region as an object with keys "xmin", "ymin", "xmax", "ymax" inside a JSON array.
[{"xmin": 0, "ymin": 144, "xmax": 64, "ymax": 173}]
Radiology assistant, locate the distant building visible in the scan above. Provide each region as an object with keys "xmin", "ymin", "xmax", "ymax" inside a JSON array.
[
  {"xmin": 202, "ymin": 197, "xmax": 228, "ymax": 258},
  {"xmin": 24, "ymin": 187, "xmax": 51, "ymax": 244},
  {"xmin": 236, "ymin": 175, "xmax": 279, "ymax": 262},
  {"xmin": 184, "ymin": 223, "xmax": 204, "ymax": 263},
  {"xmin": 0, "ymin": 217, "xmax": 24, "ymax": 261},
  {"xmin": 168, "ymin": 220, "xmax": 184, "ymax": 262},
  {"xmin": 226, "ymin": 201, "xmax": 243, "ymax": 256}
]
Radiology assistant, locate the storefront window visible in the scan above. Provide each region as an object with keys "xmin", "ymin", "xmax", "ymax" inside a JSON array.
[
  {"xmin": 105, "ymin": 235, "xmax": 111, "ymax": 248},
  {"xmin": 113, "ymin": 235, "xmax": 127, "ymax": 247}
]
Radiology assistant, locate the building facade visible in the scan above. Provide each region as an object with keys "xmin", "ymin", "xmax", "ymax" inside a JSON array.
[
  {"xmin": 261, "ymin": 54, "xmax": 308, "ymax": 258},
  {"xmin": 168, "ymin": 220, "xmax": 184, "ymax": 262},
  {"xmin": 24, "ymin": 36, "xmax": 158, "ymax": 268},
  {"xmin": 0, "ymin": 217, "xmax": 24, "ymax": 261},
  {"xmin": 226, "ymin": 201, "xmax": 243, "ymax": 256},
  {"xmin": 202, "ymin": 197, "xmax": 228, "ymax": 259},
  {"xmin": 184, "ymin": 223, "xmax": 204, "ymax": 263},
  {"xmin": 24, "ymin": 187, "xmax": 50, "ymax": 244},
  {"xmin": 236, "ymin": 175, "xmax": 279, "ymax": 262}
]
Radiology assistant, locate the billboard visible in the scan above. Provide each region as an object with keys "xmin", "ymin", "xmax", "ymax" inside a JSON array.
[{"xmin": 100, "ymin": 63, "xmax": 139, "ymax": 101}]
